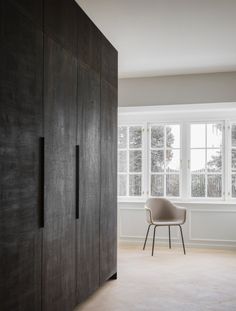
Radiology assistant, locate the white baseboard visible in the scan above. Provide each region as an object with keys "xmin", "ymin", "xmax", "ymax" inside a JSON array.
[{"xmin": 118, "ymin": 237, "xmax": 236, "ymax": 251}]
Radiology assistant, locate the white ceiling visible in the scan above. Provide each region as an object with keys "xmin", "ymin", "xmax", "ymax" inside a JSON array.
[{"xmin": 76, "ymin": 0, "xmax": 236, "ymax": 78}]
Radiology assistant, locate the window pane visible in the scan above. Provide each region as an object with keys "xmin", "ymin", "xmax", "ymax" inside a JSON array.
[
  {"xmin": 151, "ymin": 175, "xmax": 164, "ymax": 196},
  {"xmin": 118, "ymin": 126, "xmax": 127, "ymax": 149},
  {"xmin": 207, "ymin": 123, "xmax": 222, "ymax": 148},
  {"xmin": 191, "ymin": 174, "xmax": 205, "ymax": 197},
  {"xmin": 118, "ymin": 151, "xmax": 127, "ymax": 173},
  {"xmin": 151, "ymin": 150, "xmax": 164, "ymax": 172},
  {"xmin": 232, "ymin": 174, "xmax": 236, "ymax": 197},
  {"xmin": 118, "ymin": 175, "xmax": 127, "ymax": 196},
  {"xmin": 151, "ymin": 126, "xmax": 164, "ymax": 148},
  {"xmin": 232, "ymin": 125, "xmax": 236, "ymax": 147},
  {"xmin": 166, "ymin": 125, "xmax": 180, "ymax": 148},
  {"xmin": 166, "ymin": 174, "xmax": 179, "ymax": 197},
  {"xmin": 129, "ymin": 126, "xmax": 142, "ymax": 148},
  {"xmin": 166, "ymin": 150, "xmax": 180, "ymax": 173},
  {"xmin": 129, "ymin": 150, "xmax": 142, "ymax": 172},
  {"xmin": 129, "ymin": 175, "xmax": 142, "ymax": 196},
  {"xmin": 207, "ymin": 149, "xmax": 222, "ymax": 172},
  {"xmin": 191, "ymin": 149, "xmax": 205, "ymax": 173},
  {"xmin": 207, "ymin": 175, "xmax": 222, "ymax": 197},
  {"xmin": 232, "ymin": 150, "xmax": 236, "ymax": 172},
  {"xmin": 191, "ymin": 124, "xmax": 205, "ymax": 148}
]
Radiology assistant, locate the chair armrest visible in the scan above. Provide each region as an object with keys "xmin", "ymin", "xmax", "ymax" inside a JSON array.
[
  {"xmin": 145, "ymin": 206, "xmax": 153, "ymax": 224},
  {"xmin": 175, "ymin": 206, "xmax": 187, "ymax": 224}
]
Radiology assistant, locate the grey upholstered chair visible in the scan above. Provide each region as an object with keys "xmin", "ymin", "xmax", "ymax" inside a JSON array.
[{"xmin": 143, "ymin": 198, "xmax": 186, "ymax": 256}]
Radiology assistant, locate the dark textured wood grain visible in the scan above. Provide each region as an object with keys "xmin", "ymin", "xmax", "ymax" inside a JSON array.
[
  {"xmin": 78, "ymin": 7, "xmax": 101, "ymax": 73},
  {"xmin": 44, "ymin": 0, "xmax": 78, "ymax": 56},
  {"xmin": 77, "ymin": 7, "xmax": 89, "ymax": 66},
  {"xmin": 76, "ymin": 64, "xmax": 101, "ymax": 303},
  {"xmin": 0, "ymin": 1, "xmax": 118, "ymax": 309},
  {"xmin": 43, "ymin": 36, "xmax": 77, "ymax": 311},
  {"xmin": 100, "ymin": 75, "xmax": 118, "ymax": 282},
  {"xmin": 10, "ymin": 0, "xmax": 43, "ymax": 28},
  {"xmin": 101, "ymin": 36, "xmax": 118, "ymax": 88},
  {"xmin": 0, "ymin": 2, "xmax": 43, "ymax": 310}
]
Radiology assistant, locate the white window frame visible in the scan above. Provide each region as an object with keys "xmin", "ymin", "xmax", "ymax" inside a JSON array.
[
  {"xmin": 118, "ymin": 123, "xmax": 147, "ymax": 201},
  {"xmin": 148, "ymin": 122, "xmax": 182, "ymax": 199},
  {"xmin": 118, "ymin": 102, "xmax": 236, "ymax": 203},
  {"xmin": 187, "ymin": 120, "xmax": 225, "ymax": 201},
  {"xmin": 228, "ymin": 121, "xmax": 236, "ymax": 200}
]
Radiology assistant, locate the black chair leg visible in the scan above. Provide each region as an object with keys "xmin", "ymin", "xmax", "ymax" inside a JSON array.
[
  {"xmin": 152, "ymin": 226, "xmax": 157, "ymax": 256},
  {"xmin": 179, "ymin": 225, "xmax": 186, "ymax": 255},
  {"xmin": 143, "ymin": 224, "xmax": 151, "ymax": 250},
  {"xmin": 168, "ymin": 226, "xmax": 171, "ymax": 249}
]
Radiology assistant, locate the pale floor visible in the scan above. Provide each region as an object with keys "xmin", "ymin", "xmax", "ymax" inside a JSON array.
[{"xmin": 76, "ymin": 244, "xmax": 236, "ymax": 311}]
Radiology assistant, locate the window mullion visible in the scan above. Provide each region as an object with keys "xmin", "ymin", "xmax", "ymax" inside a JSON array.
[
  {"xmin": 182, "ymin": 121, "xmax": 189, "ymax": 199},
  {"xmin": 164, "ymin": 125, "xmax": 166, "ymax": 196},
  {"xmin": 127, "ymin": 126, "xmax": 130, "ymax": 197},
  {"xmin": 148, "ymin": 124, "xmax": 151, "ymax": 196},
  {"xmin": 142, "ymin": 124, "xmax": 147, "ymax": 199},
  {"xmin": 205, "ymin": 124, "xmax": 207, "ymax": 198},
  {"xmin": 222, "ymin": 121, "xmax": 226, "ymax": 199},
  {"xmin": 227, "ymin": 121, "xmax": 232, "ymax": 199},
  {"xmin": 146, "ymin": 123, "xmax": 149, "ymax": 198}
]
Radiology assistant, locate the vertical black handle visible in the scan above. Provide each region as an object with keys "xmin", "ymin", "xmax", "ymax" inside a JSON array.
[
  {"xmin": 76, "ymin": 145, "xmax": 80, "ymax": 219},
  {"xmin": 39, "ymin": 137, "xmax": 45, "ymax": 228}
]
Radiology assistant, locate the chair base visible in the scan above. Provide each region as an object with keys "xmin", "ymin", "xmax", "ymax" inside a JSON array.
[{"xmin": 143, "ymin": 224, "xmax": 186, "ymax": 256}]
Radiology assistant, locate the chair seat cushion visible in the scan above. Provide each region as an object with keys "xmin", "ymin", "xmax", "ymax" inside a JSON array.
[{"xmin": 152, "ymin": 220, "xmax": 184, "ymax": 226}]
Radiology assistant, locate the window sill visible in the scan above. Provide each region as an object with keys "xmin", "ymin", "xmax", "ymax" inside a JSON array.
[
  {"xmin": 118, "ymin": 197, "xmax": 146, "ymax": 203},
  {"xmin": 118, "ymin": 198, "xmax": 236, "ymax": 206}
]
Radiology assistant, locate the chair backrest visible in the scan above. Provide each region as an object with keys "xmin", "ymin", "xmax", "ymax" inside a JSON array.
[{"xmin": 145, "ymin": 198, "xmax": 178, "ymax": 222}]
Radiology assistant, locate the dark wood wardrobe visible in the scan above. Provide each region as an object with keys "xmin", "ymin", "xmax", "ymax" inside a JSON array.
[{"xmin": 0, "ymin": 1, "xmax": 118, "ymax": 311}]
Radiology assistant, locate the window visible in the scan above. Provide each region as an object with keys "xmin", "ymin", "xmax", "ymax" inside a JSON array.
[
  {"xmin": 118, "ymin": 104, "xmax": 236, "ymax": 202},
  {"xmin": 118, "ymin": 125, "xmax": 144, "ymax": 197},
  {"xmin": 190, "ymin": 123, "xmax": 223, "ymax": 198},
  {"xmin": 149, "ymin": 124, "xmax": 181, "ymax": 197},
  {"xmin": 231, "ymin": 124, "xmax": 236, "ymax": 197}
]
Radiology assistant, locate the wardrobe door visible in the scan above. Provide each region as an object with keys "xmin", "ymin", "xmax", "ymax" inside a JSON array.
[
  {"xmin": 0, "ymin": 2, "xmax": 43, "ymax": 311},
  {"xmin": 10, "ymin": 0, "xmax": 43, "ymax": 27},
  {"xmin": 76, "ymin": 63, "xmax": 101, "ymax": 303},
  {"xmin": 44, "ymin": 0, "xmax": 78, "ymax": 56},
  {"xmin": 43, "ymin": 36, "xmax": 77, "ymax": 311},
  {"xmin": 77, "ymin": 6, "xmax": 101, "ymax": 74},
  {"xmin": 100, "ymin": 38, "xmax": 118, "ymax": 283},
  {"xmin": 101, "ymin": 36, "xmax": 118, "ymax": 89}
]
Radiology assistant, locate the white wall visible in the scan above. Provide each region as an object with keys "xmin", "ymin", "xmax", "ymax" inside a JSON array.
[
  {"xmin": 118, "ymin": 73, "xmax": 236, "ymax": 249},
  {"xmin": 119, "ymin": 202, "xmax": 236, "ymax": 250},
  {"xmin": 118, "ymin": 72, "xmax": 236, "ymax": 107}
]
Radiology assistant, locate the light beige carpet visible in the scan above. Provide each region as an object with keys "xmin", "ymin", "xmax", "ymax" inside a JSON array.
[{"xmin": 75, "ymin": 245, "xmax": 236, "ymax": 311}]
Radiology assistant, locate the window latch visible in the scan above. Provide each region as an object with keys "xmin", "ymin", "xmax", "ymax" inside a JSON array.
[{"xmin": 188, "ymin": 160, "xmax": 190, "ymax": 169}]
